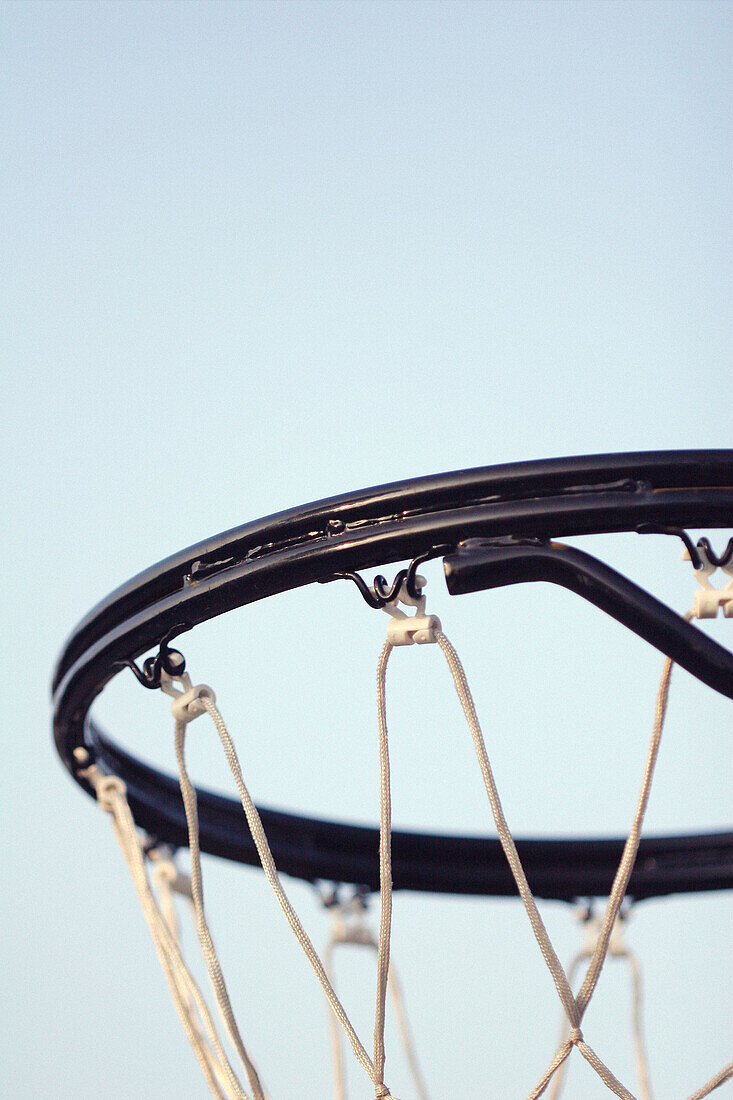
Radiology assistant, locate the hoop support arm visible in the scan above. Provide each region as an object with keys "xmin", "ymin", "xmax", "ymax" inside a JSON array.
[{"xmin": 443, "ymin": 541, "xmax": 733, "ymax": 700}]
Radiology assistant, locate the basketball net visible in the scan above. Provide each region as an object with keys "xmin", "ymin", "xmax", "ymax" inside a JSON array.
[{"xmin": 79, "ymin": 569, "xmax": 733, "ymax": 1099}]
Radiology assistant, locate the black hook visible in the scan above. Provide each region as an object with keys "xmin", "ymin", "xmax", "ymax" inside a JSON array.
[
  {"xmin": 372, "ymin": 569, "xmax": 410, "ymax": 605},
  {"xmin": 120, "ymin": 625, "xmax": 189, "ymax": 690},
  {"xmin": 333, "ymin": 544, "xmax": 452, "ymax": 609},
  {"xmin": 638, "ymin": 525, "xmax": 733, "ymax": 571},
  {"xmin": 697, "ymin": 536, "xmax": 733, "ymax": 569},
  {"xmin": 332, "ymin": 569, "xmax": 392, "ymax": 609},
  {"xmin": 405, "ymin": 545, "xmax": 452, "ymax": 597},
  {"xmin": 319, "ymin": 882, "xmax": 371, "ymax": 909}
]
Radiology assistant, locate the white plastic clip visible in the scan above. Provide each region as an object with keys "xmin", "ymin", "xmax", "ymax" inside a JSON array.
[
  {"xmin": 382, "ymin": 574, "xmax": 441, "ymax": 646},
  {"xmin": 149, "ymin": 852, "xmax": 194, "ymax": 900},
  {"xmin": 160, "ymin": 668, "xmax": 216, "ymax": 723},
  {"xmin": 85, "ymin": 770, "xmax": 127, "ymax": 813},
  {"xmin": 580, "ymin": 911, "xmax": 629, "ymax": 958},
  {"xmin": 683, "ymin": 545, "xmax": 733, "ymax": 619},
  {"xmin": 328, "ymin": 894, "xmax": 375, "ymax": 947}
]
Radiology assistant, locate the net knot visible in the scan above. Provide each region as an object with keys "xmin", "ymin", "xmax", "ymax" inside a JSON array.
[
  {"xmin": 93, "ymin": 772, "xmax": 127, "ymax": 813},
  {"xmin": 569, "ymin": 1026, "xmax": 584, "ymax": 1045}
]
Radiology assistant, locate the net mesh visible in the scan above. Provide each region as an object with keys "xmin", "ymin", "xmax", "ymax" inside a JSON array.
[{"xmin": 85, "ymin": 602, "xmax": 732, "ymax": 1099}]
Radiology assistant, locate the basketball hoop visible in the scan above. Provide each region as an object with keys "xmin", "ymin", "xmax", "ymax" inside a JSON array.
[{"xmin": 53, "ymin": 451, "xmax": 733, "ymax": 1098}]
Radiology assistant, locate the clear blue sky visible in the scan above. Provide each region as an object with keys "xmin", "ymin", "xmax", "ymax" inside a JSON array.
[{"xmin": 2, "ymin": 2, "xmax": 730, "ymax": 1097}]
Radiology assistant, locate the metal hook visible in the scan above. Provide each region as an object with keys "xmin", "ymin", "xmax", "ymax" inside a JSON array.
[
  {"xmin": 637, "ymin": 524, "xmax": 704, "ymax": 569},
  {"xmin": 317, "ymin": 882, "xmax": 370, "ymax": 910},
  {"xmin": 637, "ymin": 525, "xmax": 733, "ymax": 571},
  {"xmin": 696, "ymin": 536, "xmax": 733, "ymax": 569},
  {"xmin": 333, "ymin": 544, "xmax": 452, "ymax": 609},
  {"xmin": 373, "ymin": 569, "xmax": 410, "ymax": 605},
  {"xmin": 119, "ymin": 624, "xmax": 189, "ymax": 690}
]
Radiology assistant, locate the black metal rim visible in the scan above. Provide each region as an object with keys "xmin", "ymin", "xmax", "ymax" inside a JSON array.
[{"xmin": 52, "ymin": 451, "xmax": 733, "ymax": 900}]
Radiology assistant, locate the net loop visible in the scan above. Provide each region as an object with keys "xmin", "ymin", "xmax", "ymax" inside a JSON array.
[
  {"xmin": 77, "ymin": 764, "xmax": 259, "ymax": 1100},
  {"xmin": 169, "ymin": 684, "xmax": 390, "ymax": 1097},
  {"xmin": 84, "ymin": 770, "xmax": 127, "ymax": 812},
  {"xmin": 161, "ymin": 668, "xmax": 216, "ymax": 723},
  {"xmin": 322, "ymin": 889, "xmax": 430, "ymax": 1100},
  {"xmin": 549, "ymin": 906, "xmax": 652, "ymax": 1100},
  {"xmin": 423, "ymin": 627, "xmax": 673, "ymax": 1097}
]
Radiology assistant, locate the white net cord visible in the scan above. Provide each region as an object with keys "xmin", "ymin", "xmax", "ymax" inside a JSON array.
[
  {"xmin": 172, "ymin": 683, "xmax": 398, "ymax": 1099},
  {"xmin": 322, "ymin": 892, "xmax": 430, "ymax": 1100},
  {"xmin": 82, "ymin": 580, "xmax": 732, "ymax": 1099},
  {"xmin": 429, "ymin": 624, "xmax": 733, "ymax": 1100},
  {"xmin": 173, "ymin": 718, "xmax": 266, "ymax": 1100},
  {"xmin": 150, "ymin": 852, "xmax": 256, "ymax": 1100},
  {"xmin": 77, "ymin": 763, "xmax": 259, "ymax": 1100},
  {"xmin": 372, "ymin": 581, "xmax": 730, "ymax": 1099},
  {"xmin": 547, "ymin": 909, "xmax": 653, "ymax": 1100}
]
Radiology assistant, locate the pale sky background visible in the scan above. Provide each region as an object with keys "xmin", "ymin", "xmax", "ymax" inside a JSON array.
[{"xmin": 2, "ymin": 2, "xmax": 731, "ymax": 1097}]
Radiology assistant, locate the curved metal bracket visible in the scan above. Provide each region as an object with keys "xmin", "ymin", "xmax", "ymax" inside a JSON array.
[
  {"xmin": 117, "ymin": 625, "xmax": 189, "ymax": 689},
  {"xmin": 332, "ymin": 544, "xmax": 452, "ymax": 609}
]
